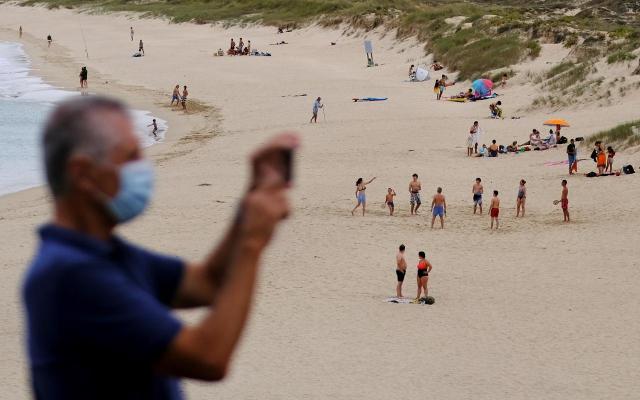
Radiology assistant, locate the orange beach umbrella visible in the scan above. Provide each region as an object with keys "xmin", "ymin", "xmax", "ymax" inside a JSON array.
[{"xmin": 543, "ymin": 118, "xmax": 570, "ymax": 127}]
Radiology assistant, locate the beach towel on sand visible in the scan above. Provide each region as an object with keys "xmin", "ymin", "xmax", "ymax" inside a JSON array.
[{"xmin": 353, "ymin": 97, "xmax": 388, "ymax": 102}]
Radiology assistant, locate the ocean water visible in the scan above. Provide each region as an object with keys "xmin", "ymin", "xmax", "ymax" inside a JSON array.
[{"xmin": 0, "ymin": 41, "xmax": 166, "ymax": 196}]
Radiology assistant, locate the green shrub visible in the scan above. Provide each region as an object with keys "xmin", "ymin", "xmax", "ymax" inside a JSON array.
[
  {"xmin": 607, "ymin": 51, "xmax": 637, "ymax": 64},
  {"xmin": 588, "ymin": 120, "xmax": 640, "ymax": 148}
]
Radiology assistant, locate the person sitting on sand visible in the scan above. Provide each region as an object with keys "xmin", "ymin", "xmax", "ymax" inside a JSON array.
[
  {"xmin": 476, "ymin": 144, "xmax": 488, "ymax": 157},
  {"xmin": 529, "ymin": 129, "xmax": 542, "ymax": 148},
  {"xmin": 489, "ymin": 101, "xmax": 503, "ymax": 119},
  {"xmin": 395, "ymin": 245, "xmax": 407, "ymax": 298},
  {"xmin": 408, "ymin": 64, "xmax": 416, "ymax": 80},
  {"xmin": 431, "ymin": 60, "xmax": 443, "ymax": 71},
  {"xmin": 465, "ymin": 88, "xmax": 475, "ymax": 100},
  {"xmin": 352, "ymin": 177, "xmax": 376, "ymax": 216},
  {"xmin": 430, "ymin": 187, "xmax": 446, "ymax": 229},
  {"xmin": 385, "ymin": 188, "xmax": 396, "ymax": 216},
  {"xmin": 516, "ymin": 179, "xmax": 526, "ymax": 217},
  {"xmin": 606, "ymin": 146, "xmax": 615, "ymax": 173},
  {"xmin": 507, "ymin": 141, "xmax": 519, "ymax": 152},
  {"xmin": 488, "ymin": 140, "xmax": 499, "ymax": 157}
]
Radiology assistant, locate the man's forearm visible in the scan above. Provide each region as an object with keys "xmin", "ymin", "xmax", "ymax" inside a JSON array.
[{"xmin": 202, "ymin": 217, "xmax": 243, "ymax": 290}]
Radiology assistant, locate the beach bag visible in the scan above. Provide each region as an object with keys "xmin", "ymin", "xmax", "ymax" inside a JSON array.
[
  {"xmin": 558, "ymin": 136, "xmax": 567, "ymax": 144},
  {"xmin": 623, "ymin": 165, "xmax": 635, "ymax": 175},
  {"xmin": 586, "ymin": 172, "xmax": 597, "ymax": 177}
]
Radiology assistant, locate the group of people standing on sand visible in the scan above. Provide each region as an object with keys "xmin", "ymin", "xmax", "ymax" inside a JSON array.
[
  {"xmin": 433, "ymin": 74, "xmax": 455, "ymax": 100},
  {"xmin": 395, "ymin": 245, "xmax": 433, "ymax": 301},
  {"xmin": 170, "ymin": 84, "xmax": 189, "ymax": 110},
  {"xmin": 78, "ymin": 66, "xmax": 88, "ymax": 88},
  {"xmin": 227, "ymin": 37, "xmax": 251, "ymax": 55},
  {"xmin": 351, "ymin": 174, "xmax": 571, "ymax": 228}
]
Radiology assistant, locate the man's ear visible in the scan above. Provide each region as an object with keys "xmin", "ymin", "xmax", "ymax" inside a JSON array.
[{"xmin": 67, "ymin": 156, "xmax": 111, "ymax": 197}]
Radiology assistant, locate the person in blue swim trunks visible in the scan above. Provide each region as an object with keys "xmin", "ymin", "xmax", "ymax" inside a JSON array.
[
  {"xmin": 472, "ymin": 177, "xmax": 483, "ymax": 214},
  {"xmin": 351, "ymin": 176, "xmax": 376, "ymax": 216},
  {"xmin": 430, "ymin": 187, "xmax": 447, "ymax": 229}
]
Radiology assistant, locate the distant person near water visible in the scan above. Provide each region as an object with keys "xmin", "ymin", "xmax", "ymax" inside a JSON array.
[
  {"xmin": 181, "ymin": 86, "xmax": 188, "ymax": 110},
  {"xmin": 473, "ymin": 178, "xmax": 483, "ymax": 214},
  {"xmin": 79, "ymin": 66, "xmax": 88, "ymax": 88},
  {"xmin": 22, "ymin": 96, "xmax": 297, "ymax": 399},
  {"xmin": 351, "ymin": 177, "xmax": 376, "ymax": 216},
  {"xmin": 19, "ymin": 26, "xmax": 23, "ymax": 38},
  {"xmin": 516, "ymin": 179, "xmax": 526, "ymax": 217},
  {"xmin": 489, "ymin": 190, "xmax": 500, "ymax": 229},
  {"xmin": 430, "ymin": 187, "xmax": 446, "ymax": 229},
  {"xmin": 47, "ymin": 34, "xmax": 52, "ymax": 47},
  {"xmin": 415, "ymin": 251, "xmax": 432, "ymax": 301},
  {"xmin": 409, "ymin": 173, "xmax": 421, "ymax": 215},
  {"xmin": 138, "ymin": 39, "xmax": 144, "ymax": 56},
  {"xmin": 148, "ymin": 118, "xmax": 158, "ymax": 138},
  {"xmin": 385, "ymin": 188, "xmax": 396, "ymax": 216},
  {"xmin": 130, "ymin": 26, "xmax": 134, "ymax": 41},
  {"xmin": 171, "ymin": 84, "xmax": 180, "ymax": 106},
  {"xmin": 310, "ymin": 97, "xmax": 323, "ymax": 123},
  {"xmin": 395, "ymin": 244, "xmax": 407, "ymax": 298}
]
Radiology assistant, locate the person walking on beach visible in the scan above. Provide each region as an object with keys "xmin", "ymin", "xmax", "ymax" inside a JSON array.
[
  {"xmin": 148, "ymin": 118, "xmax": 158, "ymax": 138},
  {"xmin": 19, "ymin": 26, "xmax": 23, "ymax": 38},
  {"xmin": 559, "ymin": 179, "xmax": 570, "ymax": 222},
  {"xmin": 430, "ymin": 187, "xmax": 446, "ymax": 229},
  {"xmin": 385, "ymin": 187, "xmax": 396, "ymax": 216},
  {"xmin": 47, "ymin": 34, "xmax": 52, "ymax": 47},
  {"xmin": 130, "ymin": 27, "xmax": 134, "ymax": 41},
  {"xmin": 409, "ymin": 173, "xmax": 421, "ymax": 215},
  {"xmin": 22, "ymin": 96, "xmax": 297, "ymax": 399},
  {"xmin": 171, "ymin": 84, "xmax": 181, "ymax": 106},
  {"xmin": 351, "ymin": 177, "xmax": 375, "ymax": 216},
  {"xmin": 473, "ymin": 178, "xmax": 483, "ymax": 214},
  {"xmin": 79, "ymin": 66, "xmax": 88, "ymax": 88},
  {"xmin": 395, "ymin": 244, "xmax": 407, "ymax": 298},
  {"xmin": 470, "ymin": 121, "xmax": 479, "ymax": 154},
  {"xmin": 489, "ymin": 190, "xmax": 500, "ymax": 229},
  {"xmin": 567, "ymin": 138, "xmax": 577, "ymax": 175},
  {"xmin": 138, "ymin": 39, "xmax": 144, "ymax": 56},
  {"xmin": 310, "ymin": 97, "xmax": 323, "ymax": 123},
  {"xmin": 415, "ymin": 251, "xmax": 432, "ymax": 301},
  {"xmin": 181, "ymin": 86, "xmax": 189, "ymax": 110},
  {"xmin": 516, "ymin": 179, "xmax": 526, "ymax": 217}
]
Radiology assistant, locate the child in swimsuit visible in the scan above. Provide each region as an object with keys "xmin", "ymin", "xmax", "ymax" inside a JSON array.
[
  {"xmin": 490, "ymin": 190, "xmax": 500, "ymax": 229},
  {"xmin": 606, "ymin": 146, "xmax": 615, "ymax": 173},
  {"xmin": 516, "ymin": 179, "xmax": 526, "ymax": 217},
  {"xmin": 385, "ymin": 188, "xmax": 396, "ymax": 216}
]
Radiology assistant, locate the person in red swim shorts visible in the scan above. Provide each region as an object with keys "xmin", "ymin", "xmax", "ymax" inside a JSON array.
[
  {"xmin": 560, "ymin": 179, "xmax": 570, "ymax": 222},
  {"xmin": 489, "ymin": 190, "xmax": 500, "ymax": 230}
]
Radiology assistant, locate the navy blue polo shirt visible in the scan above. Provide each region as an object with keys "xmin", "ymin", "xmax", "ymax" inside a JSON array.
[{"xmin": 23, "ymin": 224, "xmax": 185, "ymax": 400}]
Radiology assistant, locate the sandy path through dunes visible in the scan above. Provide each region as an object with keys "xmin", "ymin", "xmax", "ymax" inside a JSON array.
[{"xmin": 1, "ymin": 5, "xmax": 640, "ymax": 399}]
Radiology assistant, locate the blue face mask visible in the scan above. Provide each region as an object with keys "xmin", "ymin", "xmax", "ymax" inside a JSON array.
[{"xmin": 105, "ymin": 159, "xmax": 154, "ymax": 223}]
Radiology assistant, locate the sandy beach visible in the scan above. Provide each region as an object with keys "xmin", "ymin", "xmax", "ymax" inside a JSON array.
[{"xmin": 1, "ymin": 4, "xmax": 640, "ymax": 399}]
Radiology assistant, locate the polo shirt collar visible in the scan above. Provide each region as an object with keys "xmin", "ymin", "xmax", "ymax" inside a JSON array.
[{"xmin": 38, "ymin": 224, "xmax": 124, "ymax": 256}]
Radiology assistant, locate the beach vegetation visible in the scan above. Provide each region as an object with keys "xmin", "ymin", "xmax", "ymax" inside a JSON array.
[{"xmin": 588, "ymin": 120, "xmax": 640, "ymax": 149}]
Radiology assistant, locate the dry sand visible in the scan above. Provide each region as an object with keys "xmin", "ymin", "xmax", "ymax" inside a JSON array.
[{"xmin": 1, "ymin": 4, "xmax": 640, "ymax": 399}]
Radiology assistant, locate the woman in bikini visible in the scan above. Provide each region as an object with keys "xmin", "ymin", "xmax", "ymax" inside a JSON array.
[
  {"xmin": 351, "ymin": 177, "xmax": 376, "ymax": 216},
  {"xmin": 516, "ymin": 179, "xmax": 526, "ymax": 217}
]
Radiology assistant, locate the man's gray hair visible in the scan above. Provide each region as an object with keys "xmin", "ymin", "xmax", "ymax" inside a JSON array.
[{"xmin": 42, "ymin": 96, "xmax": 128, "ymax": 197}]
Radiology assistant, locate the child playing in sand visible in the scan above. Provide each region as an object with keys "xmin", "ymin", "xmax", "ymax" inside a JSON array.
[
  {"xmin": 385, "ymin": 188, "xmax": 396, "ymax": 216},
  {"xmin": 473, "ymin": 178, "xmax": 483, "ymax": 214},
  {"xmin": 606, "ymin": 146, "xmax": 615, "ymax": 173},
  {"xmin": 490, "ymin": 190, "xmax": 500, "ymax": 229},
  {"xmin": 395, "ymin": 245, "xmax": 407, "ymax": 298},
  {"xmin": 430, "ymin": 187, "xmax": 446, "ymax": 229},
  {"xmin": 148, "ymin": 119, "xmax": 158, "ymax": 138},
  {"xmin": 489, "ymin": 101, "xmax": 503, "ymax": 119},
  {"xmin": 516, "ymin": 179, "xmax": 526, "ymax": 217},
  {"xmin": 415, "ymin": 251, "xmax": 432, "ymax": 301}
]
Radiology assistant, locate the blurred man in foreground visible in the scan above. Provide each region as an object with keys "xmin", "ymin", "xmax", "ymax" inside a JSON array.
[{"xmin": 23, "ymin": 96, "xmax": 298, "ymax": 399}]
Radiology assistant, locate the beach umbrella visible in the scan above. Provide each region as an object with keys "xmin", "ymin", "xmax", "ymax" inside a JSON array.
[
  {"xmin": 543, "ymin": 118, "xmax": 570, "ymax": 127},
  {"xmin": 471, "ymin": 79, "xmax": 493, "ymax": 97}
]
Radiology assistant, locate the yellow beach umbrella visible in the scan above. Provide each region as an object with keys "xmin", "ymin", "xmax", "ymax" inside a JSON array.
[{"xmin": 543, "ymin": 118, "xmax": 570, "ymax": 127}]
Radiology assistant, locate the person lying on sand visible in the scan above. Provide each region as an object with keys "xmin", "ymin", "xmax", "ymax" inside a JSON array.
[{"xmin": 431, "ymin": 60, "xmax": 443, "ymax": 71}]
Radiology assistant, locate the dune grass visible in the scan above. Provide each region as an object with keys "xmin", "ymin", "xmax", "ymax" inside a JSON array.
[{"xmin": 588, "ymin": 120, "xmax": 640, "ymax": 148}]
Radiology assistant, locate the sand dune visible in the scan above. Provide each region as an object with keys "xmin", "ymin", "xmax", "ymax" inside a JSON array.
[{"xmin": 1, "ymin": 4, "xmax": 640, "ymax": 399}]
